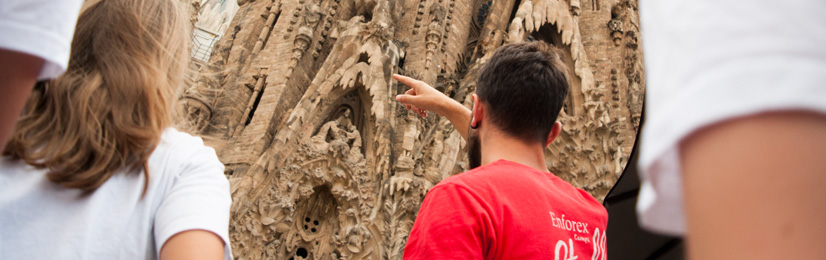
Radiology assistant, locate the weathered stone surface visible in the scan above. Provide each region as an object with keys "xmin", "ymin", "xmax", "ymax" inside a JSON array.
[{"xmin": 182, "ymin": 0, "xmax": 644, "ymax": 258}]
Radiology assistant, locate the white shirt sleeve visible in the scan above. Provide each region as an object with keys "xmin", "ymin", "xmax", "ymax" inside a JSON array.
[
  {"xmin": 637, "ymin": 0, "xmax": 826, "ymax": 235},
  {"xmin": 0, "ymin": 0, "xmax": 83, "ymax": 80},
  {"xmin": 153, "ymin": 133, "xmax": 233, "ymax": 260}
]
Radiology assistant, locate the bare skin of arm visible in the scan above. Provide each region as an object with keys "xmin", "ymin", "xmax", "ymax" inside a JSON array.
[
  {"xmin": 681, "ymin": 111, "xmax": 826, "ymax": 259},
  {"xmin": 160, "ymin": 230, "xmax": 225, "ymax": 260},
  {"xmin": 0, "ymin": 49, "xmax": 44, "ymax": 151},
  {"xmin": 393, "ymin": 74, "xmax": 472, "ymax": 140}
]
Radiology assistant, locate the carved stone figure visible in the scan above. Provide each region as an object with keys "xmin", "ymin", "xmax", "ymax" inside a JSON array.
[{"xmin": 183, "ymin": 0, "xmax": 644, "ymax": 258}]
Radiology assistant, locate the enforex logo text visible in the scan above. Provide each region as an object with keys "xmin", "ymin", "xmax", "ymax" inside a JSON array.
[{"xmin": 548, "ymin": 211, "xmax": 607, "ymax": 260}]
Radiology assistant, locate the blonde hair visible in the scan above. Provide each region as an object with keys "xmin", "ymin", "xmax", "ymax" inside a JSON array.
[{"xmin": 3, "ymin": 0, "xmax": 191, "ymax": 193}]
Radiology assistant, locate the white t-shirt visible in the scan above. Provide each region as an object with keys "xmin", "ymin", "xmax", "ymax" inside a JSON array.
[
  {"xmin": 0, "ymin": 128, "xmax": 233, "ymax": 259},
  {"xmin": 636, "ymin": 0, "xmax": 826, "ymax": 236},
  {"xmin": 0, "ymin": 0, "xmax": 83, "ymax": 79}
]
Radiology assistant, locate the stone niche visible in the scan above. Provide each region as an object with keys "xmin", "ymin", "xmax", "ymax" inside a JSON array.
[{"xmin": 181, "ymin": 0, "xmax": 644, "ymax": 258}]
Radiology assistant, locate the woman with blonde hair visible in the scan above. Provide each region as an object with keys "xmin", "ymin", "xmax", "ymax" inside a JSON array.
[{"xmin": 0, "ymin": 0, "xmax": 232, "ymax": 259}]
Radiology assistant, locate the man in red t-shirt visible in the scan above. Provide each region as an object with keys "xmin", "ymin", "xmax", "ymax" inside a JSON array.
[{"xmin": 394, "ymin": 41, "xmax": 608, "ymax": 259}]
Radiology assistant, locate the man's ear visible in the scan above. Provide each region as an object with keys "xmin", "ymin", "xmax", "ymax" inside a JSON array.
[
  {"xmin": 545, "ymin": 122, "xmax": 562, "ymax": 147},
  {"xmin": 471, "ymin": 94, "xmax": 484, "ymax": 129}
]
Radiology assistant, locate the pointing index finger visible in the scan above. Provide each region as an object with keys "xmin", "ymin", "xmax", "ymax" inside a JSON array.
[{"xmin": 393, "ymin": 74, "xmax": 421, "ymax": 90}]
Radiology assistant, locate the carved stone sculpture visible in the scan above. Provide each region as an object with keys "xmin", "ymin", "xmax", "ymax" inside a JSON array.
[{"xmin": 184, "ymin": 0, "xmax": 644, "ymax": 258}]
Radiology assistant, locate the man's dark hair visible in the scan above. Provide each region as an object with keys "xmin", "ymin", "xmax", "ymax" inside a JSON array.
[{"xmin": 476, "ymin": 41, "xmax": 570, "ymax": 143}]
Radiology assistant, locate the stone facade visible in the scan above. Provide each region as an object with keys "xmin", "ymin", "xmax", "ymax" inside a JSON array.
[{"xmin": 181, "ymin": 0, "xmax": 644, "ymax": 258}]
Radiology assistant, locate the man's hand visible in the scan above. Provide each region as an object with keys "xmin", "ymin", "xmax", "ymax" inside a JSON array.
[
  {"xmin": 393, "ymin": 74, "xmax": 451, "ymax": 117},
  {"xmin": 393, "ymin": 74, "xmax": 472, "ymax": 140}
]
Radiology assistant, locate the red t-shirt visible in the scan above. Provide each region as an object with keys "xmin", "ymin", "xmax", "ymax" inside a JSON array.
[{"xmin": 403, "ymin": 159, "xmax": 608, "ymax": 260}]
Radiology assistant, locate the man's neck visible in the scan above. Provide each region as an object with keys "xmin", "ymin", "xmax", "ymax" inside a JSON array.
[{"xmin": 480, "ymin": 130, "xmax": 549, "ymax": 173}]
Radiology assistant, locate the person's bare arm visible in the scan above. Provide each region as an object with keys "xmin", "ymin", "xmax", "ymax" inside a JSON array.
[
  {"xmin": 0, "ymin": 49, "xmax": 44, "ymax": 150},
  {"xmin": 681, "ymin": 111, "xmax": 826, "ymax": 259},
  {"xmin": 160, "ymin": 230, "xmax": 225, "ymax": 260},
  {"xmin": 393, "ymin": 74, "xmax": 472, "ymax": 140}
]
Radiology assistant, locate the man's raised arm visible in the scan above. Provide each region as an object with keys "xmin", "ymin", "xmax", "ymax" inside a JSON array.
[{"xmin": 393, "ymin": 74, "xmax": 472, "ymax": 140}]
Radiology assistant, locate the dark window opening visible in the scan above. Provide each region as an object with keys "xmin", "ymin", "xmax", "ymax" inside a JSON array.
[
  {"xmin": 244, "ymin": 85, "xmax": 266, "ymax": 126},
  {"xmin": 507, "ymin": 0, "xmax": 523, "ymax": 30},
  {"xmin": 358, "ymin": 52, "xmax": 370, "ymax": 64},
  {"xmin": 296, "ymin": 247, "xmax": 309, "ymax": 258}
]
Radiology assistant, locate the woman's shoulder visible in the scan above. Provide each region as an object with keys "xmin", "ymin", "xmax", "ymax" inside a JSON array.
[
  {"xmin": 159, "ymin": 128, "xmax": 207, "ymax": 147},
  {"xmin": 148, "ymin": 128, "xmax": 225, "ymax": 179},
  {"xmin": 156, "ymin": 128, "xmax": 214, "ymax": 155}
]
